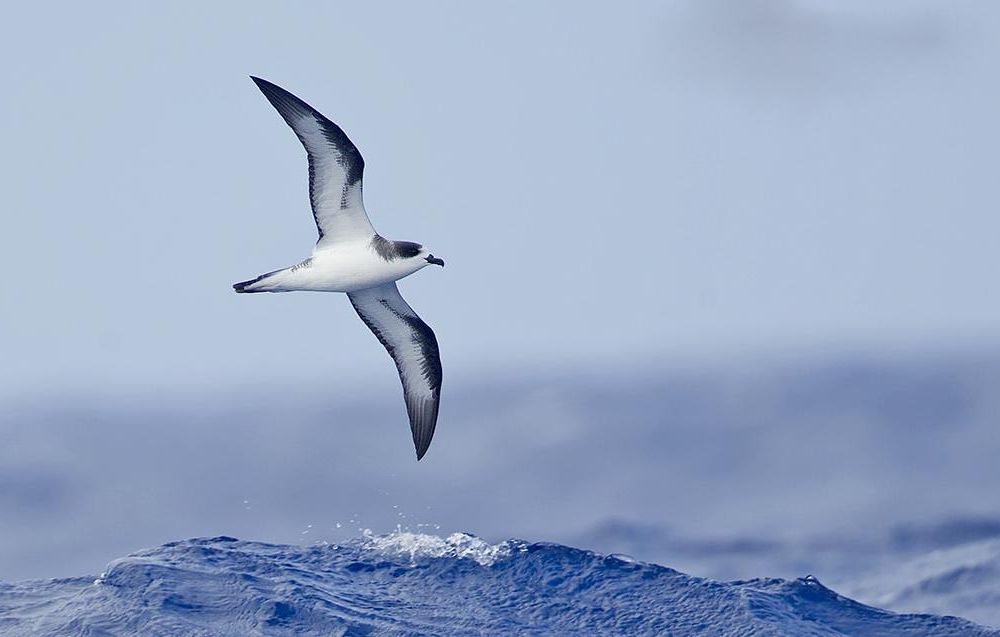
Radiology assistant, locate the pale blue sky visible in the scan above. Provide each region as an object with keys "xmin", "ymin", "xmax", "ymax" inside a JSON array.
[{"xmin": 2, "ymin": 0, "xmax": 999, "ymax": 397}]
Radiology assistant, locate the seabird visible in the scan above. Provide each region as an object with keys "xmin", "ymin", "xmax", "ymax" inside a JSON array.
[{"xmin": 234, "ymin": 77, "xmax": 444, "ymax": 460}]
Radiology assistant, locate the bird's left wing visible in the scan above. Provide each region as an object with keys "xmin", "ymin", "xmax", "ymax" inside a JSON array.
[
  {"xmin": 251, "ymin": 76, "xmax": 375, "ymax": 245},
  {"xmin": 347, "ymin": 283, "xmax": 442, "ymax": 460}
]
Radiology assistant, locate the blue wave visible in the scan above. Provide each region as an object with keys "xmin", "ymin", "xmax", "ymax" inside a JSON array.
[{"xmin": 1, "ymin": 533, "xmax": 996, "ymax": 636}]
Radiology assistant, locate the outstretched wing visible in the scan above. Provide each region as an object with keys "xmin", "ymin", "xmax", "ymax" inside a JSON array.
[
  {"xmin": 348, "ymin": 283, "xmax": 443, "ymax": 460},
  {"xmin": 251, "ymin": 76, "xmax": 375, "ymax": 245}
]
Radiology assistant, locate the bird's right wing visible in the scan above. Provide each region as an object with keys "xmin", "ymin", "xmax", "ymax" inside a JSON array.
[
  {"xmin": 348, "ymin": 283, "xmax": 442, "ymax": 460},
  {"xmin": 251, "ymin": 76, "xmax": 375, "ymax": 245}
]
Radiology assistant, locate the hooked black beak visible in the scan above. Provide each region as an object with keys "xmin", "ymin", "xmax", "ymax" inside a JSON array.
[{"xmin": 425, "ymin": 255, "xmax": 445, "ymax": 267}]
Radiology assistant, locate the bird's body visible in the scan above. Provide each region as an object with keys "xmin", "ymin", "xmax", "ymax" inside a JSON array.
[
  {"xmin": 235, "ymin": 77, "xmax": 444, "ymax": 460},
  {"xmin": 235, "ymin": 235, "xmax": 433, "ymax": 293}
]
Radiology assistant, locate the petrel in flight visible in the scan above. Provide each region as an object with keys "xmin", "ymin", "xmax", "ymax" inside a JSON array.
[{"xmin": 234, "ymin": 77, "xmax": 444, "ymax": 460}]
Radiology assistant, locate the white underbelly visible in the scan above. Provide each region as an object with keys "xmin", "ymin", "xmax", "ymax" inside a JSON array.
[{"xmin": 277, "ymin": 250, "xmax": 424, "ymax": 293}]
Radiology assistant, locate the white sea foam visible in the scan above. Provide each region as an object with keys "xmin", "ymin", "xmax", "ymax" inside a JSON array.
[{"xmin": 360, "ymin": 531, "xmax": 522, "ymax": 567}]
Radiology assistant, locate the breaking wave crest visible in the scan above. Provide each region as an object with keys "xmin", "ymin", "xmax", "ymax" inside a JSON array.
[{"xmin": 1, "ymin": 533, "xmax": 996, "ymax": 636}]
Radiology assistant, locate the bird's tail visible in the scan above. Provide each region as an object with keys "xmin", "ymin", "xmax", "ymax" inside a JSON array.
[
  {"xmin": 233, "ymin": 277, "xmax": 263, "ymax": 293},
  {"xmin": 233, "ymin": 269, "xmax": 282, "ymax": 293}
]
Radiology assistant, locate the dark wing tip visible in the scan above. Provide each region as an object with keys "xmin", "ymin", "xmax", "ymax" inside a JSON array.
[
  {"xmin": 413, "ymin": 421, "xmax": 434, "ymax": 461},
  {"xmin": 249, "ymin": 76, "xmax": 284, "ymax": 102},
  {"xmin": 409, "ymin": 396, "xmax": 440, "ymax": 461},
  {"xmin": 249, "ymin": 75, "xmax": 279, "ymax": 92},
  {"xmin": 249, "ymin": 75, "xmax": 314, "ymax": 121}
]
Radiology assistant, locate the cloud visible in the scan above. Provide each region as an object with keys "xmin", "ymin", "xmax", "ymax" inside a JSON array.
[{"xmin": 655, "ymin": 0, "xmax": 954, "ymax": 95}]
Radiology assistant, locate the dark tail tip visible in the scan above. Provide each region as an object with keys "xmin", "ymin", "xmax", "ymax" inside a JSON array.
[
  {"xmin": 234, "ymin": 269, "xmax": 282, "ymax": 294},
  {"xmin": 233, "ymin": 276, "xmax": 263, "ymax": 293}
]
